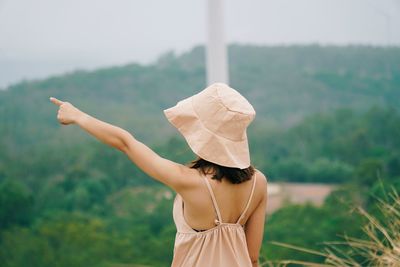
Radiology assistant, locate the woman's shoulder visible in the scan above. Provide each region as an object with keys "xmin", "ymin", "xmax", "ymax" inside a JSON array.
[
  {"xmin": 254, "ymin": 168, "xmax": 268, "ymax": 196},
  {"xmin": 254, "ymin": 168, "xmax": 268, "ymax": 183}
]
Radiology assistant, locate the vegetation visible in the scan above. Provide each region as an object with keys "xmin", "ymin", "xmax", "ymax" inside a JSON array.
[
  {"xmin": 264, "ymin": 187, "xmax": 400, "ymax": 266},
  {"xmin": 0, "ymin": 45, "xmax": 399, "ymax": 266}
]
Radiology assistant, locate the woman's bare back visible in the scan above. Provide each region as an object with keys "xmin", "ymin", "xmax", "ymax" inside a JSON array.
[{"xmin": 178, "ymin": 168, "xmax": 267, "ymax": 231}]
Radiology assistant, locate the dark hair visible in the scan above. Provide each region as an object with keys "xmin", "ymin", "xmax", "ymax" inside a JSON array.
[{"xmin": 188, "ymin": 157, "xmax": 255, "ymax": 184}]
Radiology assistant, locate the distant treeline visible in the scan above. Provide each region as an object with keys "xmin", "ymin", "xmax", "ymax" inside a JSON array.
[{"xmin": 0, "ymin": 45, "xmax": 399, "ymax": 266}]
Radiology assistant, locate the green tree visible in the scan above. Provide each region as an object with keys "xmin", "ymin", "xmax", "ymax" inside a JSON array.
[{"xmin": 0, "ymin": 179, "xmax": 33, "ymax": 229}]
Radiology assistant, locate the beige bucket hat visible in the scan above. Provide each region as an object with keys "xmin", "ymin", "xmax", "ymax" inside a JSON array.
[{"xmin": 163, "ymin": 83, "xmax": 256, "ymax": 169}]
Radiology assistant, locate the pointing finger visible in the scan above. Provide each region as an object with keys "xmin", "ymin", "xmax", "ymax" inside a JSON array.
[{"xmin": 49, "ymin": 97, "xmax": 64, "ymax": 106}]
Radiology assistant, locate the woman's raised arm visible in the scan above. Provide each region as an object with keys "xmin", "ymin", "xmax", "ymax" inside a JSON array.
[{"xmin": 49, "ymin": 97, "xmax": 191, "ymax": 191}]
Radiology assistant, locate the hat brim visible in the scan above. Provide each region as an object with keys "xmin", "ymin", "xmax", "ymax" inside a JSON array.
[{"xmin": 163, "ymin": 97, "xmax": 251, "ymax": 169}]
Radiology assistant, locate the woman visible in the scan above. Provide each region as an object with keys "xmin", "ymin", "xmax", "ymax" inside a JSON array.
[{"xmin": 50, "ymin": 82, "xmax": 268, "ymax": 267}]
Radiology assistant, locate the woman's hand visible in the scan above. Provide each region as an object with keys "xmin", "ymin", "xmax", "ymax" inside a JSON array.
[{"xmin": 49, "ymin": 97, "xmax": 86, "ymax": 125}]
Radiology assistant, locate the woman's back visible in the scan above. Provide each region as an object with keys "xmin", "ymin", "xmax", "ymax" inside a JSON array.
[
  {"xmin": 171, "ymin": 168, "xmax": 267, "ymax": 267},
  {"xmin": 178, "ymin": 168, "xmax": 266, "ymax": 230}
]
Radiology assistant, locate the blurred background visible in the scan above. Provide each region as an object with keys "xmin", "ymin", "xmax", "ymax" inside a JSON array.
[{"xmin": 0, "ymin": 0, "xmax": 399, "ymax": 266}]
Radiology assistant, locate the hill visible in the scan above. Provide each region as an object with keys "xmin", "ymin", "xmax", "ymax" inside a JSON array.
[
  {"xmin": 0, "ymin": 44, "xmax": 399, "ymax": 188},
  {"xmin": 1, "ymin": 45, "xmax": 399, "ymax": 147},
  {"xmin": 1, "ymin": 44, "xmax": 399, "ymax": 267}
]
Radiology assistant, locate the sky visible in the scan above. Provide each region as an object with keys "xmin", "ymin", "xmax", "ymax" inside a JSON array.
[{"xmin": 0, "ymin": 0, "xmax": 399, "ymax": 89}]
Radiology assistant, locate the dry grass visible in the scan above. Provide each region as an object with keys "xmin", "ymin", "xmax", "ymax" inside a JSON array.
[{"xmin": 261, "ymin": 189, "xmax": 400, "ymax": 267}]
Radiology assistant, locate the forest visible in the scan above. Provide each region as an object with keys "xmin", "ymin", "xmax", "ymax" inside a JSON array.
[{"xmin": 0, "ymin": 45, "xmax": 399, "ymax": 266}]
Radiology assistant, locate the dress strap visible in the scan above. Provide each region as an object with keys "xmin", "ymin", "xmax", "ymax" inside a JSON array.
[
  {"xmin": 236, "ymin": 173, "xmax": 257, "ymax": 224},
  {"xmin": 202, "ymin": 177, "xmax": 223, "ymax": 225}
]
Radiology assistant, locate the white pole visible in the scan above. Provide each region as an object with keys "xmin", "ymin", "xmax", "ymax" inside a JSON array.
[{"xmin": 206, "ymin": 0, "xmax": 229, "ymax": 85}]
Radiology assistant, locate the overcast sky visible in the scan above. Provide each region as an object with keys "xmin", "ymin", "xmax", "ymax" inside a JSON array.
[{"xmin": 0, "ymin": 0, "xmax": 399, "ymax": 89}]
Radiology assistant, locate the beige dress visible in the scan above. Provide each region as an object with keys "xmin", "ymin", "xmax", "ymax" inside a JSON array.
[{"xmin": 171, "ymin": 173, "xmax": 257, "ymax": 267}]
